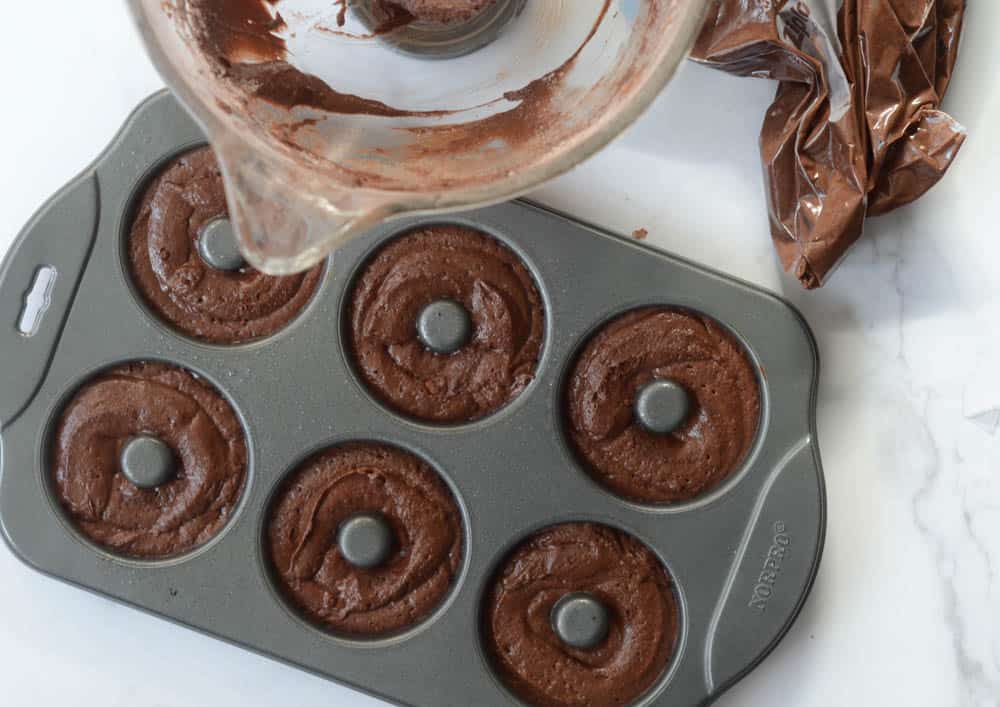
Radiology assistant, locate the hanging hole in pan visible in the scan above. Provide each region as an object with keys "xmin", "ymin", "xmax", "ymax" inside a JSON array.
[{"xmin": 17, "ymin": 265, "xmax": 57, "ymax": 337}]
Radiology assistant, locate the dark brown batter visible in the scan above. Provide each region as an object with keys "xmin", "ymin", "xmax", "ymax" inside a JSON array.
[
  {"xmin": 51, "ymin": 362, "xmax": 247, "ymax": 559},
  {"xmin": 382, "ymin": 0, "xmax": 498, "ymax": 23},
  {"xmin": 128, "ymin": 146, "xmax": 323, "ymax": 344},
  {"xmin": 349, "ymin": 225, "xmax": 544, "ymax": 423},
  {"xmin": 484, "ymin": 523, "xmax": 677, "ymax": 707},
  {"xmin": 267, "ymin": 442, "xmax": 463, "ymax": 636},
  {"xmin": 567, "ymin": 308, "xmax": 760, "ymax": 504}
]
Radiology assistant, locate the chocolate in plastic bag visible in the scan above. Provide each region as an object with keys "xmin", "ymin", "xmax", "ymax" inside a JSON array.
[{"xmin": 692, "ymin": 0, "xmax": 967, "ymax": 289}]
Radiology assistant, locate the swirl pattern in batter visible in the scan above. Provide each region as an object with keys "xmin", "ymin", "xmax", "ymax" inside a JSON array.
[
  {"xmin": 51, "ymin": 361, "xmax": 248, "ymax": 558},
  {"xmin": 267, "ymin": 442, "xmax": 463, "ymax": 636},
  {"xmin": 484, "ymin": 523, "xmax": 677, "ymax": 707},
  {"xmin": 566, "ymin": 307, "xmax": 760, "ymax": 504},
  {"xmin": 349, "ymin": 225, "xmax": 544, "ymax": 423},
  {"xmin": 128, "ymin": 146, "xmax": 323, "ymax": 344}
]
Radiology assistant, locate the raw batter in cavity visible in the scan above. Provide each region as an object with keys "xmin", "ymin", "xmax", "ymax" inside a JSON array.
[
  {"xmin": 128, "ymin": 146, "xmax": 322, "ymax": 344},
  {"xmin": 349, "ymin": 225, "xmax": 544, "ymax": 423},
  {"xmin": 51, "ymin": 362, "xmax": 247, "ymax": 559},
  {"xmin": 484, "ymin": 523, "xmax": 678, "ymax": 707},
  {"xmin": 567, "ymin": 307, "xmax": 760, "ymax": 504},
  {"xmin": 267, "ymin": 442, "xmax": 463, "ymax": 636}
]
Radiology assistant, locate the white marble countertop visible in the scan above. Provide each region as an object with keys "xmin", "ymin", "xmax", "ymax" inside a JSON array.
[{"xmin": 1, "ymin": 4, "xmax": 997, "ymax": 706}]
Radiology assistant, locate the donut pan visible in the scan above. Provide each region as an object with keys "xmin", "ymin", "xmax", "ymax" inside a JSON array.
[{"xmin": 0, "ymin": 91, "xmax": 825, "ymax": 707}]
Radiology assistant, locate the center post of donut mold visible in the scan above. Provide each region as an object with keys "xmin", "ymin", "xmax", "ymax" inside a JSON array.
[
  {"xmin": 550, "ymin": 592, "xmax": 611, "ymax": 650},
  {"xmin": 336, "ymin": 513, "xmax": 396, "ymax": 569},
  {"xmin": 416, "ymin": 299, "xmax": 474, "ymax": 355},
  {"xmin": 197, "ymin": 218, "xmax": 247, "ymax": 272},
  {"xmin": 634, "ymin": 379, "xmax": 691, "ymax": 435},
  {"xmin": 120, "ymin": 436, "xmax": 177, "ymax": 489}
]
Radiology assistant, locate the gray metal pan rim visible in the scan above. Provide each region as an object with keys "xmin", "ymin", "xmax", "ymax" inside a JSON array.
[{"xmin": 704, "ymin": 351, "xmax": 826, "ymax": 701}]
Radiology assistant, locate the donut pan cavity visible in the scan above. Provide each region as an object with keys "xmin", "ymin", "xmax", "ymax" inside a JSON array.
[{"xmin": 0, "ymin": 92, "xmax": 825, "ymax": 707}]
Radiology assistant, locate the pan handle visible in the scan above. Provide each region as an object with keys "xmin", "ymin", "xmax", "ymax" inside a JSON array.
[
  {"xmin": 0, "ymin": 172, "xmax": 100, "ymax": 429},
  {"xmin": 703, "ymin": 437, "xmax": 826, "ymax": 700}
]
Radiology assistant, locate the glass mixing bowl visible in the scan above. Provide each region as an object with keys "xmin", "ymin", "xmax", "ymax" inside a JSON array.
[{"xmin": 129, "ymin": 0, "xmax": 706, "ymax": 274}]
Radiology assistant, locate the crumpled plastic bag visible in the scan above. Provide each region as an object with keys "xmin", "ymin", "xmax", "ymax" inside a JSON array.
[{"xmin": 691, "ymin": 0, "xmax": 967, "ymax": 288}]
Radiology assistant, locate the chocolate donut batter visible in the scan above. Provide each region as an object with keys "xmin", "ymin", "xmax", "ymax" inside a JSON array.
[
  {"xmin": 484, "ymin": 523, "xmax": 677, "ymax": 707},
  {"xmin": 51, "ymin": 362, "xmax": 247, "ymax": 559},
  {"xmin": 267, "ymin": 443, "xmax": 463, "ymax": 636},
  {"xmin": 349, "ymin": 225, "xmax": 544, "ymax": 423},
  {"xmin": 382, "ymin": 0, "xmax": 499, "ymax": 23},
  {"xmin": 567, "ymin": 308, "xmax": 760, "ymax": 504},
  {"xmin": 128, "ymin": 147, "xmax": 323, "ymax": 344}
]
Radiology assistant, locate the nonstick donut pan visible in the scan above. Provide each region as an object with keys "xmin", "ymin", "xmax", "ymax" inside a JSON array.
[{"xmin": 0, "ymin": 91, "xmax": 825, "ymax": 707}]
